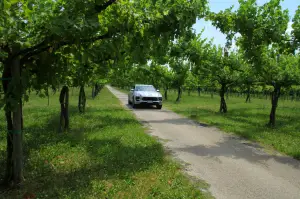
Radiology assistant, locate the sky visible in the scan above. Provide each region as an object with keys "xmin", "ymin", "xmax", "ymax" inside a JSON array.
[{"xmin": 192, "ymin": 0, "xmax": 298, "ymax": 47}]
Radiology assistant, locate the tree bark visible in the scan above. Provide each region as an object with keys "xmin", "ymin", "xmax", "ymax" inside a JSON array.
[
  {"xmin": 197, "ymin": 86, "xmax": 201, "ymax": 96},
  {"xmin": 2, "ymin": 59, "xmax": 13, "ymax": 186},
  {"xmin": 3, "ymin": 111, "xmax": 13, "ymax": 185},
  {"xmin": 11, "ymin": 55, "xmax": 24, "ymax": 186},
  {"xmin": 92, "ymin": 86, "xmax": 95, "ymax": 98},
  {"xmin": 47, "ymin": 87, "xmax": 50, "ymax": 106},
  {"xmin": 92, "ymin": 83, "xmax": 101, "ymax": 99},
  {"xmin": 245, "ymin": 85, "xmax": 251, "ymax": 103},
  {"xmin": 176, "ymin": 87, "xmax": 181, "ymax": 102},
  {"xmin": 164, "ymin": 88, "xmax": 168, "ymax": 100},
  {"xmin": 219, "ymin": 84, "xmax": 227, "ymax": 113},
  {"xmin": 269, "ymin": 85, "xmax": 281, "ymax": 127},
  {"xmin": 59, "ymin": 86, "xmax": 69, "ymax": 132},
  {"xmin": 78, "ymin": 85, "xmax": 86, "ymax": 113}
]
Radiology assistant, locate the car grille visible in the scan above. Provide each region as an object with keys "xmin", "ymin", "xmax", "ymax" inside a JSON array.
[{"xmin": 142, "ymin": 97, "xmax": 158, "ymax": 101}]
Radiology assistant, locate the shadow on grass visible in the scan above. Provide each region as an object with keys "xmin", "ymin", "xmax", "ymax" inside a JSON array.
[
  {"xmin": 1, "ymin": 104, "xmax": 166, "ymax": 197},
  {"xmin": 24, "ymin": 138, "xmax": 164, "ymax": 198},
  {"xmin": 22, "ymin": 105, "xmax": 139, "ymax": 153}
]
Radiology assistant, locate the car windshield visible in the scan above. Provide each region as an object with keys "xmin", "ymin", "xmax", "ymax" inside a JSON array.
[{"xmin": 135, "ymin": 86, "xmax": 156, "ymax": 91}]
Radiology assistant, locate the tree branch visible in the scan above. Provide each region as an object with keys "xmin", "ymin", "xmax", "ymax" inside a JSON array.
[
  {"xmin": 16, "ymin": 39, "xmax": 49, "ymax": 58},
  {"xmin": 20, "ymin": 32, "xmax": 114, "ymax": 64},
  {"xmin": 95, "ymin": 0, "xmax": 117, "ymax": 13},
  {"xmin": 17, "ymin": 0, "xmax": 117, "ymax": 60}
]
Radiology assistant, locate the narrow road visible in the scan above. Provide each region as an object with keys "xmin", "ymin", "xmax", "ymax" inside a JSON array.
[{"xmin": 107, "ymin": 86, "xmax": 300, "ymax": 199}]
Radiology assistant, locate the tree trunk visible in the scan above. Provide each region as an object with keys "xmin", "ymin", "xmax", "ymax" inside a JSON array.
[
  {"xmin": 59, "ymin": 86, "xmax": 69, "ymax": 132},
  {"xmin": 3, "ymin": 111, "xmax": 13, "ymax": 185},
  {"xmin": 78, "ymin": 85, "xmax": 86, "ymax": 113},
  {"xmin": 176, "ymin": 87, "xmax": 181, "ymax": 102},
  {"xmin": 245, "ymin": 85, "xmax": 251, "ymax": 103},
  {"xmin": 164, "ymin": 88, "xmax": 168, "ymax": 100},
  {"xmin": 188, "ymin": 89, "xmax": 191, "ymax": 96},
  {"xmin": 92, "ymin": 83, "xmax": 100, "ymax": 99},
  {"xmin": 47, "ymin": 87, "xmax": 50, "ymax": 106},
  {"xmin": 269, "ymin": 86, "xmax": 281, "ymax": 127},
  {"xmin": 92, "ymin": 86, "xmax": 95, "ymax": 98},
  {"xmin": 219, "ymin": 84, "xmax": 227, "ymax": 113},
  {"xmin": 2, "ymin": 59, "xmax": 12, "ymax": 186},
  {"xmin": 10, "ymin": 55, "xmax": 23, "ymax": 186},
  {"xmin": 197, "ymin": 86, "xmax": 200, "ymax": 96}
]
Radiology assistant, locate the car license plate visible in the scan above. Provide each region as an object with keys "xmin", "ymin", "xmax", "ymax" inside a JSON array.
[{"xmin": 147, "ymin": 101, "xmax": 153, "ymax": 103}]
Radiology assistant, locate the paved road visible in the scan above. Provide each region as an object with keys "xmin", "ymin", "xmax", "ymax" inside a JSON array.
[{"xmin": 107, "ymin": 86, "xmax": 300, "ymax": 199}]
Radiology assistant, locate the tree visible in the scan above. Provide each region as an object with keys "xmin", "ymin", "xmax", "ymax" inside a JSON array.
[
  {"xmin": 169, "ymin": 58, "xmax": 190, "ymax": 102},
  {"xmin": 184, "ymin": 71, "xmax": 197, "ymax": 96},
  {"xmin": 239, "ymin": 63, "xmax": 260, "ymax": 103},
  {"xmin": 210, "ymin": 0, "xmax": 300, "ymax": 124},
  {"xmin": 188, "ymin": 34, "xmax": 242, "ymax": 113},
  {"xmin": 208, "ymin": 47, "xmax": 242, "ymax": 113},
  {"xmin": 210, "ymin": 0, "xmax": 289, "ymax": 61},
  {"xmin": 160, "ymin": 66, "xmax": 174, "ymax": 100},
  {"xmin": 259, "ymin": 46, "xmax": 300, "ymax": 126},
  {"xmin": 168, "ymin": 31, "xmax": 197, "ymax": 102},
  {"xmin": 0, "ymin": 0, "xmax": 208, "ymax": 186},
  {"xmin": 292, "ymin": 6, "xmax": 300, "ymax": 50}
]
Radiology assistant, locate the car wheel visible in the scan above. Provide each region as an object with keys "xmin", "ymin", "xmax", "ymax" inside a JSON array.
[
  {"xmin": 132, "ymin": 98, "xmax": 137, "ymax": 108},
  {"xmin": 156, "ymin": 105, "xmax": 162, "ymax": 109}
]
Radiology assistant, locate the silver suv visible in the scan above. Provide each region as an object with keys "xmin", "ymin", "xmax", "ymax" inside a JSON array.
[{"xmin": 128, "ymin": 84, "xmax": 163, "ymax": 109}]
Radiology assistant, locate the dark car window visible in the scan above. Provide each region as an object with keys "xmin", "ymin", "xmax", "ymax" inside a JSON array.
[{"xmin": 135, "ymin": 86, "xmax": 156, "ymax": 91}]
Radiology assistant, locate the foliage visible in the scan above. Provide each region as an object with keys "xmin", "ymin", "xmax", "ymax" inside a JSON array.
[
  {"xmin": 259, "ymin": 45, "xmax": 300, "ymax": 87},
  {"xmin": 0, "ymin": 0, "xmax": 209, "ymax": 185},
  {"xmin": 184, "ymin": 71, "xmax": 198, "ymax": 92},
  {"xmin": 209, "ymin": 0, "xmax": 289, "ymax": 65},
  {"xmin": 209, "ymin": 0, "xmax": 300, "ymax": 123},
  {"xmin": 292, "ymin": 6, "xmax": 300, "ymax": 50}
]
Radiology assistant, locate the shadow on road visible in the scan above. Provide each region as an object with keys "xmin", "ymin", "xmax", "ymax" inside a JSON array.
[{"xmin": 176, "ymin": 136, "xmax": 300, "ymax": 169}]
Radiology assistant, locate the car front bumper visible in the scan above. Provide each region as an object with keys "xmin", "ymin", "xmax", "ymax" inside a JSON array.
[{"xmin": 134, "ymin": 96, "xmax": 162, "ymax": 105}]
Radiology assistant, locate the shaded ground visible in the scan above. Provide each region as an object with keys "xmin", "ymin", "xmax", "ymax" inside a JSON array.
[{"xmin": 0, "ymin": 88, "xmax": 210, "ymax": 199}]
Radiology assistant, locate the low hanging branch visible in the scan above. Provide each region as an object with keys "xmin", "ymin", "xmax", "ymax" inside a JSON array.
[
  {"xmin": 95, "ymin": 0, "xmax": 117, "ymax": 13},
  {"xmin": 20, "ymin": 32, "xmax": 113, "ymax": 64},
  {"xmin": 15, "ymin": 0, "xmax": 118, "ymax": 61},
  {"xmin": 59, "ymin": 86, "xmax": 69, "ymax": 132}
]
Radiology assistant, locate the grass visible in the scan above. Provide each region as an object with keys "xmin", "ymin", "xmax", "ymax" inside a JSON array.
[
  {"xmin": 0, "ymin": 87, "xmax": 212, "ymax": 199},
  {"xmin": 163, "ymin": 91, "xmax": 300, "ymax": 160}
]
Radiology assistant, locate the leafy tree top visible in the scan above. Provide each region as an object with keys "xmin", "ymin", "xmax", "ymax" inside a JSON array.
[{"xmin": 209, "ymin": 0, "xmax": 289, "ymax": 64}]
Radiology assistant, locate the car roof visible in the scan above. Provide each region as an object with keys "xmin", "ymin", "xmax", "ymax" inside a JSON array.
[{"xmin": 135, "ymin": 84, "xmax": 153, "ymax": 86}]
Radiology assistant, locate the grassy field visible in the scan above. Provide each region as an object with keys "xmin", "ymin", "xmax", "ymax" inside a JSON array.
[
  {"xmin": 164, "ymin": 91, "xmax": 300, "ymax": 160},
  {"xmin": 0, "ymin": 87, "xmax": 211, "ymax": 199}
]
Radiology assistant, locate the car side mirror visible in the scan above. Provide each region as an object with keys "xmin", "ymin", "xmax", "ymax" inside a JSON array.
[
  {"xmin": 130, "ymin": 89, "xmax": 134, "ymax": 91},
  {"xmin": 156, "ymin": 89, "xmax": 160, "ymax": 92}
]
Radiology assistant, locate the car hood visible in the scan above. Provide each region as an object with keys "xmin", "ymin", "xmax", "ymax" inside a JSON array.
[{"xmin": 135, "ymin": 91, "xmax": 162, "ymax": 97}]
